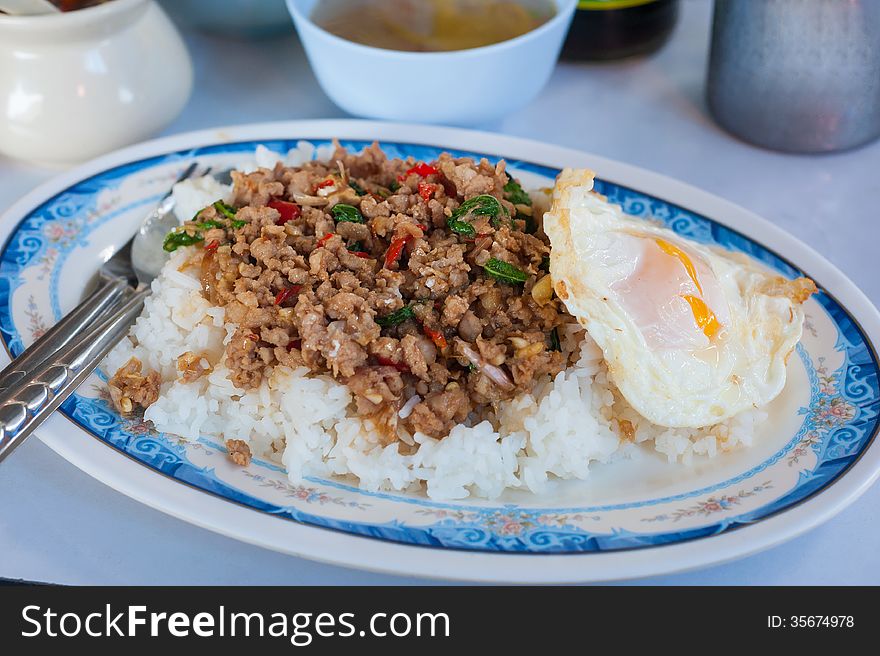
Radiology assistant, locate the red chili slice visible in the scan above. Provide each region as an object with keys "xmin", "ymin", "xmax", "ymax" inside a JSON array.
[
  {"xmin": 384, "ymin": 235, "xmax": 411, "ymax": 268},
  {"xmin": 350, "ymin": 251, "xmax": 372, "ymax": 259},
  {"xmin": 314, "ymin": 178, "xmax": 335, "ymax": 192},
  {"xmin": 407, "ymin": 163, "xmax": 440, "ymax": 178},
  {"xmin": 274, "ymin": 285, "xmax": 302, "ymax": 306},
  {"xmin": 463, "ymin": 232, "xmax": 492, "ymax": 243},
  {"xmin": 315, "ymin": 232, "xmax": 334, "ymax": 248},
  {"xmin": 397, "ymin": 163, "xmax": 440, "ymax": 184},
  {"xmin": 417, "ymin": 182, "xmax": 437, "ymax": 203},
  {"xmin": 422, "ymin": 325, "xmax": 448, "ymax": 350},
  {"xmin": 267, "ymin": 199, "xmax": 301, "ymax": 225},
  {"xmin": 204, "ymin": 239, "xmax": 220, "ymax": 252},
  {"xmin": 374, "ymin": 355, "xmax": 410, "ymax": 373}
]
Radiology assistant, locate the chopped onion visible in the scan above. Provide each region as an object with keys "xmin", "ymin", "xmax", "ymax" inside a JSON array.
[
  {"xmin": 326, "ymin": 189, "xmax": 360, "ymax": 207},
  {"xmin": 316, "ymin": 183, "xmax": 339, "ymax": 197},
  {"xmin": 531, "ymin": 274, "xmax": 554, "ymax": 305},
  {"xmin": 292, "ymin": 192, "xmax": 328, "ymax": 207},
  {"xmin": 469, "ymin": 235, "xmax": 493, "ymax": 258},
  {"xmin": 398, "ymin": 394, "xmax": 422, "ymax": 419},
  {"xmin": 515, "ymin": 342, "xmax": 545, "ymax": 359},
  {"xmin": 460, "ymin": 343, "xmax": 514, "ymax": 391}
]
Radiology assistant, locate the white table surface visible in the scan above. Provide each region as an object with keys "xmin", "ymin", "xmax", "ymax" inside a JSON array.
[{"xmin": 2, "ymin": 1, "xmax": 878, "ymax": 585}]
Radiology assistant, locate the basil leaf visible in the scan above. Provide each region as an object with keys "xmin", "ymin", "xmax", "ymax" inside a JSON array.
[
  {"xmin": 549, "ymin": 327, "xmax": 561, "ymax": 352},
  {"xmin": 348, "ymin": 179, "xmax": 367, "ymax": 196},
  {"xmin": 503, "ymin": 175, "xmax": 532, "ymax": 207},
  {"xmin": 482, "ymin": 258, "xmax": 528, "ymax": 284},
  {"xmin": 331, "ymin": 203, "xmax": 364, "ymax": 224},
  {"xmin": 375, "ymin": 304, "xmax": 416, "ymax": 327},
  {"xmin": 446, "ymin": 217, "xmax": 477, "ymax": 238},
  {"xmin": 163, "ymin": 229, "xmax": 204, "ymax": 253},
  {"xmin": 347, "ymin": 241, "xmax": 364, "ymax": 252},
  {"xmin": 451, "ymin": 194, "xmax": 507, "ymax": 221},
  {"xmin": 194, "ymin": 203, "xmax": 244, "ymax": 231},
  {"xmin": 450, "ymin": 194, "xmax": 508, "ymax": 230}
]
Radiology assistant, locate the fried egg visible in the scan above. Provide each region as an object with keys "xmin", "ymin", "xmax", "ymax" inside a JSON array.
[{"xmin": 544, "ymin": 169, "xmax": 816, "ymax": 428}]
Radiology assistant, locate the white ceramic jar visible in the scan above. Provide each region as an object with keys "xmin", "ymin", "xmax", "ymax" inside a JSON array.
[{"xmin": 0, "ymin": 0, "xmax": 193, "ymax": 166}]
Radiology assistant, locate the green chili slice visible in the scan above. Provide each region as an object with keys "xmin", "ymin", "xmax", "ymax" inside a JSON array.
[
  {"xmin": 212, "ymin": 200, "xmax": 237, "ymax": 220},
  {"xmin": 164, "ymin": 200, "xmax": 242, "ymax": 252},
  {"xmin": 194, "ymin": 220, "xmax": 225, "ymax": 230},
  {"xmin": 163, "ymin": 229, "xmax": 204, "ymax": 253}
]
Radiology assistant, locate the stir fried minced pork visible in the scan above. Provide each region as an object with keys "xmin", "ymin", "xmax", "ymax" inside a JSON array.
[{"xmin": 113, "ymin": 143, "xmax": 578, "ymax": 443}]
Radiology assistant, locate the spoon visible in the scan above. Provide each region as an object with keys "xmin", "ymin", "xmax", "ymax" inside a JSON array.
[
  {"xmin": 0, "ymin": 0, "xmax": 60, "ymax": 15},
  {"xmin": 0, "ymin": 162, "xmax": 217, "ymax": 463}
]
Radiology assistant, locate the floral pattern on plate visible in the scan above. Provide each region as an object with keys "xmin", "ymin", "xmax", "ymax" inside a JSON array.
[{"xmin": 0, "ymin": 139, "xmax": 877, "ymax": 553}]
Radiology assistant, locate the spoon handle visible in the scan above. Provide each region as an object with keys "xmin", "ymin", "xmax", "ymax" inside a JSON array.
[
  {"xmin": 0, "ymin": 275, "xmax": 129, "ymax": 393},
  {"xmin": 0, "ymin": 288, "xmax": 148, "ymax": 464}
]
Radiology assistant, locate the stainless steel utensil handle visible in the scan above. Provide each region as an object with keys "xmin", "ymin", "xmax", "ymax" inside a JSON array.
[
  {"xmin": 0, "ymin": 289, "xmax": 149, "ymax": 463},
  {"xmin": 0, "ymin": 275, "xmax": 130, "ymax": 392}
]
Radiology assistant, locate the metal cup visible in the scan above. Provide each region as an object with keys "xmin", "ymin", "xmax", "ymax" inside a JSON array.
[{"xmin": 707, "ymin": 0, "xmax": 880, "ymax": 153}]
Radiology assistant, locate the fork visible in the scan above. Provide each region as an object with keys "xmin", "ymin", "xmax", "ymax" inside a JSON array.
[{"xmin": 0, "ymin": 162, "xmax": 212, "ymax": 463}]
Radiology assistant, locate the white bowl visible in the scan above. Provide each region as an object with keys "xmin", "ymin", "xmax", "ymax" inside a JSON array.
[
  {"xmin": 286, "ymin": 0, "xmax": 576, "ymax": 125},
  {"xmin": 0, "ymin": 0, "xmax": 192, "ymax": 166}
]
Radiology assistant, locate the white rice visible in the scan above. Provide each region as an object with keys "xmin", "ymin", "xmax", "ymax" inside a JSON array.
[
  {"xmin": 104, "ymin": 247, "xmax": 763, "ymax": 500},
  {"xmin": 170, "ymin": 142, "xmax": 336, "ymax": 221},
  {"xmin": 102, "ymin": 151, "xmax": 765, "ymax": 500}
]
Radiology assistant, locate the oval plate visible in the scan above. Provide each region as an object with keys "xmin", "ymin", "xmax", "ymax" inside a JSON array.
[{"xmin": 1, "ymin": 121, "xmax": 878, "ymax": 583}]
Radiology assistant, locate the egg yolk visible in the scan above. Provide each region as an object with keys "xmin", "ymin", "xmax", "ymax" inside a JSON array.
[
  {"xmin": 682, "ymin": 295, "xmax": 722, "ymax": 339},
  {"xmin": 655, "ymin": 238, "xmax": 722, "ymax": 339}
]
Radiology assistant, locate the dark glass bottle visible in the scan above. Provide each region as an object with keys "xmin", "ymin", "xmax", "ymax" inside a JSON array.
[{"xmin": 562, "ymin": 0, "xmax": 680, "ymax": 61}]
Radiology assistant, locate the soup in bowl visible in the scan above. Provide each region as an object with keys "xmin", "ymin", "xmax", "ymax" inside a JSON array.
[{"xmin": 286, "ymin": 0, "xmax": 577, "ymax": 125}]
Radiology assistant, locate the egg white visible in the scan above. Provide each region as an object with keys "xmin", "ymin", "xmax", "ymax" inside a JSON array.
[{"xmin": 544, "ymin": 169, "xmax": 813, "ymax": 428}]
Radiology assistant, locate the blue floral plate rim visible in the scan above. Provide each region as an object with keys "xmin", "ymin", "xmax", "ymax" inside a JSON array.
[{"xmin": 1, "ymin": 120, "xmax": 878, "ymax": 581}]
